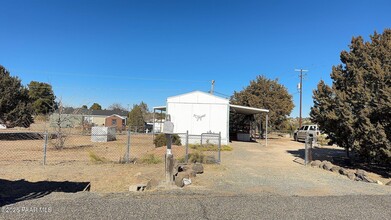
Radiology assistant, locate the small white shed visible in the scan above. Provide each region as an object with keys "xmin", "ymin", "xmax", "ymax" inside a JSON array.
[
  {"xmin": 153, "ymin": 91, "xmax": 269, "ymax": 145},
  {"xmin": 91, "ymin": 126, "xmax": 116, "ymax": 142}
]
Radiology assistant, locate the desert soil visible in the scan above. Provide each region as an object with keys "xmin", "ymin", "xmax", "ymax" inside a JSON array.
[
  {"xmin": 189, "ymin": 138, "xmax": 391, "ymax": 196},
  {"xmin": 1, "ymin": 135, "xmax": 390, "ymax": 196}
]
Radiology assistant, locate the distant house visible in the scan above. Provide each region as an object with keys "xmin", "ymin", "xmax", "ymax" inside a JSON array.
[
  {"xmin": 50, "ymin": 108, "xmax": 128, "ymax": 131},
  {"xmin": 102, "ymin": 114, "xmax": 127, "ymax": 131}
]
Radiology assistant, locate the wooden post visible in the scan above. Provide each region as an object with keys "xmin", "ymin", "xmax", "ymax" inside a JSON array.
[{"xmin": 165, "ymin": 134, "xmax": 174, "ymax": 183}]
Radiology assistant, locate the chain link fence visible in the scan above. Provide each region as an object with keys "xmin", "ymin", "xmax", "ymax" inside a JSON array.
[{"xmin": 0, "ymin": 126, "xmax": 222, "ymax": 165}]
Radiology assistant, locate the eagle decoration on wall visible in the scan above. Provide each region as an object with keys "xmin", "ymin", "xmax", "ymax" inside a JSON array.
[{"xmin": 193, "ymin": 114, "xmax": 206, "ymax": 121}]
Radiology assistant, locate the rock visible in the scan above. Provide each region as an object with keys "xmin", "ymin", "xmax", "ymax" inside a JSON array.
[
  {"xmin": 129, "ymin": 184, "xmax": 146, "ymax": 192},
  {"xmin": 386, "ymin": 181, "xmax": 391, "ymax": 186},
  {"xmin": 192, "ymin": 162, "xmax": 204, "ymax": 174},
  {"xmin": 205, "ymin": 155, "xmax": 218, "ymax": 164},
  {"xmin": 176, "ymin": 164, "xmax": 190, "ymax": 173},
  {"xmin": 339, "ymin": 168, "xmax": 348, "ymax": 175},
  {"xmin": 356, "ymin": 169, "xmax": 367, "ymax": 177},
  {"xmin": 376, "ymin": 180, "xmax": 384, "ymax": 185},
  {"xmin": 360, "ymin": 176, "xmax": 376, "ymax": 183},
  {"xmin": 355, "ymin": 169, "xmax": 372, "ymax": 182},
  {"xmin": 146, "ymin": 178, "xmax": 159, "ymax": 190},
  {"xmin": 319, "ymin": 161, "xmax": 327, "ymax": 169},
  {"xmin": 293, "ymin": 158, "xmax": 305, "ymax": 165},
  {"xmin": 322, "ymin": 161, "xmax": 334, "ymax": 171},
  {"xmin": 183, "ymin": 178, "xmax": 192, "ymax": 186},
  {"xmin": 347, "ymin": 172, "xmax": 356, "ymax": 180},
  {"xmin": 186, "ymin": 170, "xmax": 197, "ymax": 178},
  {"xmin": 310, "ymin": 160, "xmax": 321, "ymax": 167},
  {"xmin": 330, "ymin": 166, "xmax": 341, "ymax": 173},
  {"xmin": 175, "ymin": 172, "xmax": 190, "ymax": 187}
]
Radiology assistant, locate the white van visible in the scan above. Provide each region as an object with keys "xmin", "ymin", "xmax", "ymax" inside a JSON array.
[{"xmin": 293, "ymin": 125, "xmax": 319, "ymax": 142}]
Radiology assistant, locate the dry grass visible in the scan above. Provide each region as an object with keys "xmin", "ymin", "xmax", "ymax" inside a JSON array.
[
  {"xmin": 0, "ymin": 131, "xmax": 155, "ymax": 165},
  {"xmin": 189, "ymin": 144, "xmax": 233, "ymax": 151},
  {"xmin": 139, "ymin": 154, "xmax": 162, "ymax": 164}
]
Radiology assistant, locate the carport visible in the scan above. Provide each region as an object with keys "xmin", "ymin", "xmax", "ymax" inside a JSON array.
[{"xmin": 229, "ymin": 104, "xmax": 269, "ymax": 146}]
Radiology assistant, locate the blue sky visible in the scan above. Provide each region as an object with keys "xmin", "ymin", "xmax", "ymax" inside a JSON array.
[{"xmin": 1, "ymin": 0, "xmax": 390, "ymax": 117}]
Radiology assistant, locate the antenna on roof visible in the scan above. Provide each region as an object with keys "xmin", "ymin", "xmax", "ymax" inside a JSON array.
[{"xmin": 210, "ymin": 80, "xmax": 215, "ymax": 95}]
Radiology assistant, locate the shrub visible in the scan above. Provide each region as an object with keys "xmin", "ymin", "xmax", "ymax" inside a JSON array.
[
  {"xmin": 89, "ymin": 151, "xmax": 110, "ymax": 163},
  {"xmin": 176, "ymin": 156, "xmax": 186, "ymax": 163},
  {"xmin": 188, "ymin": 151, "xmax": 205, "ymax": 163},
  {"xmin": 189, "ymin": 144, "xmax": 233, "ymax": 151},
  {"xmin": 153, "ymin": 133, "xmax": 181, "ymax": 148},
  {"xmin": 316, "ymin": 134, "xmax": 330, "ymax": 146},
  {"xmin": 187, "ymin": 151, "xmax": 218, "ymax": 164}
]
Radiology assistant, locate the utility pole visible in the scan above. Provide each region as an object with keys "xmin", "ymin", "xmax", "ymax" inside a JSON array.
[
  {"xmin": 210, "ymin": 80, "xmax": 215, "ymax": 95},
  {"xmin": 294, "ymin": 69, "xmax": 308, "ymax": 128}
]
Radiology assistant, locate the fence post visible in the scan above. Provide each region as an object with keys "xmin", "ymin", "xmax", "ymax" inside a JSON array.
[
  {"xmin": 309, "ymin": 135, "xmax": 313, "ymax": 162},
  {"xmin": 304, "ymin": 135, "xmax": 313, "ymax": 166},
  {"xmin": 218, "ymin": 132, "xmax": 221, "ymax": 163},
  {"xmin": 185, "ymin": 131, "xmax": 189, "ymax": 163},
  {"xmin": 43, "ymin": 132, "xmax": 48, "ymax": 165},
  {"xmin": 165, "ymin": 134, "xmax": 174, "ymax": 183},
  {"xmin": 126, "ymin": 129, "xmax": 131, "ymax": 163}
]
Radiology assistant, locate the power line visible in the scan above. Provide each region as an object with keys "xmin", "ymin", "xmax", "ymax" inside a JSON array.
[
  {"xmin": 213, "ymin": 91, "xmax": 231, "ymax": 98},
  {"xmin": 11, "ymin": 69, "xmax": 210, "ymax": 83},
  {"xmin": 294, "ymin": 68, "xmax": 308, "ymax": 128}
]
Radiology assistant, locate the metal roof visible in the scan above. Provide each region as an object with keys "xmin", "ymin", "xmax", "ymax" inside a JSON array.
[
  {"xmin": 152, "ymin": 104, "xmax": 269, "ymax": 115},
  {"xmin": 54, "ymin": 108, "xmax": 128, "ymax": 117},
  {"xmin": 153, "ymin": 106, "xmax": 167, "ymax": 111},
  {"xmin": 229, "ymin": 104, "xmax": 269, "ymax": 115}
]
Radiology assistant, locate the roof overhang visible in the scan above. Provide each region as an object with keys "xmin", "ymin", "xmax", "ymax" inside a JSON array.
[
  {"xmin": 229, "ymin": 104, "xmax": 269, "ymax": 115},
  {"xmin": 105, "ymin": 114, "xmax": 126, "ymax": 119},
  {"xmin": 153, "ymin": 106, "xmax": 167, "ymax": 111}
]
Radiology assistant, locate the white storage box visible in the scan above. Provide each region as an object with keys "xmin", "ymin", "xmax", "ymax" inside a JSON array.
[{"xmin": 91, "ymin": 127, "xmax": 116, "ymax": 142}]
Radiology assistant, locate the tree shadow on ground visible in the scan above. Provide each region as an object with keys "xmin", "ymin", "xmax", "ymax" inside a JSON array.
[
  {"xmin": 0, "ymin": 179, "xmax": 90, "ymax": 207},
  {"xmin": 286, "ymin": 147, "xmax": 391, "ymax": 179}
]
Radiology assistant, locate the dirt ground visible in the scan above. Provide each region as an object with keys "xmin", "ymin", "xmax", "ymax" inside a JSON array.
[
  {"xmin": 1, "ymin": 135, "xmax": 390, "ymax": 196},
  {"xmin": 190, "ymin": 137, "xmax": 391, "ymax": 196}
]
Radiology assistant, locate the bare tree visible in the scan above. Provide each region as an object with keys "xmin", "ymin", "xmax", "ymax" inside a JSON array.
[
  {"xmin": 49, "ymin": 99, "xmax": 90, "ymax": 149},
  {"xmin": 108, "ymin": 103, "xmax": 126, "ymax": 111}
]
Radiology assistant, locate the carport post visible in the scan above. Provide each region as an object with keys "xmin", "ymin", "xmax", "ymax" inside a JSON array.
[{"xmin": 265, "ymin": 114, "xmax": 268, "ymax": 147}]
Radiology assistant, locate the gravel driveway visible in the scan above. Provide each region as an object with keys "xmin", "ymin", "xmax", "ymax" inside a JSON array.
[{"xmin": 191, "ymin": 138, "xmax": 391, "ymax": 196}]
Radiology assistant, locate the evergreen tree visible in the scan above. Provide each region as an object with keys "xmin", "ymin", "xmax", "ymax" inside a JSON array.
[
  {"xmin": 311, "ymin": 29, "xmax": 391, "ymax": 163},
  {"xmin": 0, "ymin": 65, "xmax": 34, "ymax": 128},
  {"xmin": 128, "ymin": 104, "xmax": 145, "ymax": 128},
  {"xmin": 89, "ymin": 103, "xmax": 102, "ymax": 110},
  {"xmin": 28, "ymin": 81, "xmax": 57, "ymax": 115},
  {"xmin": 231, "ymin": 75, "xmax": 294, "ymax": 133}
]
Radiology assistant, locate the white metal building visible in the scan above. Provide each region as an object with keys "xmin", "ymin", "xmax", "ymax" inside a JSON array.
[{"xmin": 153, "ymin": 91, "xmax": 269, "ymax": 145}]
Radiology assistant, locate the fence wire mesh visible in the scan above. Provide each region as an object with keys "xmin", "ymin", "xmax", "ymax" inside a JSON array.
[{"xmin": 0, "ymin": 124, "xmax": 222, "ymax": 165}]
